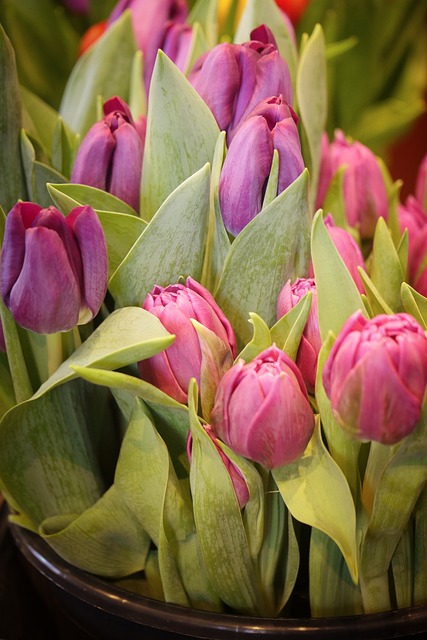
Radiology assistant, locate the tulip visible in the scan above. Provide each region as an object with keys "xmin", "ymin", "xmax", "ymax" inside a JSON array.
[
  {"xmin": 0, "ymin": 202, "xmax": 108, "ymax": 334},
  {"xmin": 308, "ymin": 214, "xmax": 366, "ymax": 293},
  {"xmin": 188, "ymin": 25, "xmax": 293, "ymax": 143},
  {"xmin": 398, "ymin": 196, "xmax": 427, "ymax": 296},
  {"xmin": 187, "ymin": 426, "xmax": 249, "ymax": 509},
  {"xmin": 323, "ymin": 311, "xmax": 427, "ymax": 444},
  {"xmin": 218, "ymin": 94, "xmax": 304, "ymax": 235},
  {"xmin": 316, "ymin": 130, "xmax": 388, "ymax": 238},
  {"xmin": 162, "ymin": 22, "xmax": 193, "ymax": 74},
  {"xmin": 138, "ymin": 277, "xmax": 237, "ymax": 403},
  {"xmin": 210, "ymin": 345, "xmax": 314, "ymax": 469},
  {"xmin": 70, "ymin": 97, "xmax": 145, "ymax": 212},
  {"xmin": 107, "ymin": 0, "xmax": 188, "ymax": 92},
  {"xmin": 277, "ymin": 278, "xmax": 321, "ymax": 392}
]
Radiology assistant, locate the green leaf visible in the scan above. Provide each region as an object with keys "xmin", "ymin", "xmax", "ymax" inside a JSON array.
[
  {"xmin": 414, "ymin": 485, "xmax": 427, "ymax": 605},
  {"xmin": 401, "ymin": 283, "xmax": 427, "ymax": 329},
  {"xmin": 188, "ymin": 0, "xmax": 218, "ymax": 49},
  {"xmin": 51, "ymin": 117, "xmax": 79, "ymax": 179},
  {"xmin": 296, "ymin": 24, "xmax": 327, "ymax": 205},
  {"xmin": 322, "ymin": 167, "xmax": 348, "ymax": 230},
  {"xmin": 270, "ymin": 292, "xmax": 312, "ymax": 361},
  {"xmin": 59, "ymin": 11, "xmax": 137, "ymax": 137},
  {"xmin": 237, "ymin": 313, "xmax": 272, "ymax": 363},
  {"xmin": 311, "ymin": 210, "xmax": 366, "ymax": 341},
  {"xmin": 34, "ymin": 307, "xmax": 174, "ymax": 397},
  {"xmin": 262, "ymin": 149, "xmax": 279, "ymax": 210},
  {"xmin": 234, "ymin": 0, "xmax": 298, "ymax": 85},
  {"xmin": 40, "ymin": 484, "xmax": 150, "ymax": 578},
  {"xmin": 0, "ymin": 24, "xmax": 27, "ymax": 210},
  {"xmin": 0, "ymin": 380, "xmax": 105, "ymax": 530},
  {"xmin": 140, "ymin": 51, "xmax": 219, "ymax": 221},
  {"xmin": 215, "ymin": 170, "xmax": 311, "ymax": 347},
  {"xmin": 109, "ymin": 164, "xmax": 211, "ymax": 307},
  {"xmin": 48, "ymin": 182, "xmax": 139, "ymax": 216},
  {"xmin": 129, "ymin": 50, "xmax": 147, "ymax": 119},
  {"xmin": 0, "ymin": 297, "xmax": 33, "ymax": 404},
  {"xmin": 358, "ymin": 270, "xmax": 394, "ymax": 316},
  {"xmin": 273, "ymin": 418, "xmax": 359, "ymax": 584},
  {"xmin": 21, "ymin": 86, "xmax": 64, "ymax": 160},
  {"xmin": 369, "ymin": 217, "xmax": 405, "ymax": 312}
]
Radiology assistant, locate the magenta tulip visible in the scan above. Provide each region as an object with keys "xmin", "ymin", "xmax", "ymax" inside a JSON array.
[
  {"xmin": 323, "ymin": 311, "xmax": 427, "ymax": 444},
  {"xmin": 0, "ymin": 202, "xmax": 108, "ymax": 334},
  {"xmin": 138, "ymin": 277, "xmax": 237, "ymax": 403},
  {"xmin": 107, "ymin": 0, "xmax": 188, "ymax": 92},
  {"xmin": 277, "ymin": 278, "xmax": 321, "ymax": 392},
  {"xmin": 189, "ymin": 25, "xmax": 293, "ymax": 143},
  {"xmin": 218, "ymin": 94, "xmax": 304, "ymax": 235},
  {"xmin": 210, "ymin": 345, "xmax": 314, "ymax": 469},
  {"xmin": 316, "ymin": 130, "xmax": 388, "ymax": 238},
  {"xmin": 398, "ymin": 196, "xmax": 427, "ymax": 296},
  {"xmin": 71, "ymin": 97, "xmax": 145, "ymax": 212},
  {"xmin": 187, "ymin": 426, "xmax": 249, "ymax": 509}
]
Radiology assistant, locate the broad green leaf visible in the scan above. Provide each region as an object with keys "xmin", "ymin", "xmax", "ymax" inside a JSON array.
[
  {"xmin": 237, "ymin": 313, "xmax": 272, "ymax": 363},
  {"xmin": 188, "ymin": 381, "xmax": 265, "ymax": 615},
  {"xmin": 60, "ymin": 12, "xmax": 136, "ymax": 137},
  {"xmin": 40, "ymin": 484, "xmax": 150, "ymax": 578},
  {"xmin": 359, "ymin": 270, "xmax": 394, "ymax": 316},
  {"xmin": 311, "ymin": 210, "xmax": 366, "ymax": 341},
  {"xmin": 188, "ymin": 0, "xmax": 218, "ymax": 49},
  {"xmin": 322, "ymin": 167, "xmax": 347, "ymax": 229},
  {"xmin": 34, "ymin": 307, "xmax": 173, "ymax": 397},
  {"xmin": 0, "ymin": 25, "xmax": 27, "ymax": 210},
  {"xmin": 391, "ymin": 522, "xmax": 413, "ymax": 610},
  {"xmin": 309, "ymin": 529, "xmax": 363, "ymax": 617},
  {"xmin": 369, "ymin": 217, "xmax": 405, "ymax": 312},
  {"xmin": 234, "ymin": 0, "xmax": 297, "ymax": 85},
  {"xmin": 270, "ymin": 292, "xmax": 312, "ymax": 361},
  {"xmin": 0, "ymin": 380, "xmax": 105, "ymax": 530},
  {"xmin": 48, "ymin": 182, "xmax": 138, "ymax": 217},
  {"xmin": 140, "ymin": 51, "xmax": 219, "ymax": 220},
  {"xmin": 215, "ymin": 170, "xmax": 311, "ymax": 347},
  {"xmin": 21, "ymin": 86, "xmax": 64, "ymax": 159},
  {"xmin": 401, "ymin": 283, "xmax": 427, "ymax": 329},
  {"xmin": 51, "ymin": 117, "xmax": 79, "ymax": 179},
  {"xmin": 414, "ymin": 486, "xmax": 427, "ymax": 605},
  {"xmin": 110, "ymin": 164, "xmax": 210, "ymax": 307},
  {"xmin": 273, "ymin": 419, "xmax": 358, "ymax": 583},
  {"xmin": 296, "ymin": 24, "xmax": 327, "ymax": 206}
]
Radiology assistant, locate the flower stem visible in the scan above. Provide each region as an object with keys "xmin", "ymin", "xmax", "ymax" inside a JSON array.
[
  {"xmin": 0, "ymin": 297, "xmax": 33, "ymax": 403},
  {"xmin": 360, "ymin": 572, "xmax": 391, "ymax": 613}
]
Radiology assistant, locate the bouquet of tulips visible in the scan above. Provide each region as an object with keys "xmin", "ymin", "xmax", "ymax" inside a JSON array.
[{"xmin": 0, "ymin": 0, "xmax": 427, "ymax": 620}]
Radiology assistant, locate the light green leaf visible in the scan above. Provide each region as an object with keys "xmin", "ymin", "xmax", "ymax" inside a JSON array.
[
  {"xmin": 296, "ymin": 24, "xmax": 327, "ymax": 206},
  {"xmin": 0, "ymin": 25, "xmax": 27, "ymax": 210},
  {"xmin": 322, "ymin": 167, "xmax": 348, "ymax": 229},
  {"xmin": 358, "ymin": 270, "xmax": 394, "ymax": 316},
  {"xmin": 51, "ymin": 117, "xmax": 79, "ymax": 179},
  {"xmin": 0, "ymin": 296, "xmax": 33, "ymax": 404},
  {"xmin": 262, "ymin": 149, "xmax": 280, "ymax": 210},
  {"xmin": 129, "ymin": 50, "xmax": 147, "ymax": 119},
  {"xmin": 20, "ymin": 86, "xmax": 65, "ymax": 160},
  {"xmin": 401, "ymin": 283, "xmax": 427, "ymax": 329},
  {"xmin": 40, "ymin": 484, "xmax": 150, "ymax": 578},
  {"xmin": 60, "ymin": 12, "xmax": 137, "ymax": 137},
  {"xmin": 140, "ymin": 51, "xmax": 219, "ymax": 221},
  {"xmin": 48, "ymin": 182, "xmax": 138, "ymax": 216},
  {"xmin": 311, "ymin": 210, "xmax": 366, "ymax": 341},
  {"xmin": 234, "ymin": 0, "xmax": 297, "ymax": 85},
  {"xmin": 215, "ymin": 170, "xmax": 311, "ymax": 347},
  {"xmin": 34, "ymin": 307, "xmax": 173, "ymax": 397},
  {"xmin": 270, "ymin": 292, "xmax": 312, "ymax": 361},
  {"xmin": 273, "ymin": 419, "xmax": 358, "ymax": 584},
  {"xmin": 110, "ymin": 164, "xmax": 211, "ymax": 307},
  {"xmin": 237, "ymin": 313, "xmax": 272, "ymax": 363},
  {"xmin": 369, "ymin": 217, "xmax": 405, "ymax": 312},
  {"xmin": 188, "ymin": 0, "xmax": 218, "ymax": 49}
]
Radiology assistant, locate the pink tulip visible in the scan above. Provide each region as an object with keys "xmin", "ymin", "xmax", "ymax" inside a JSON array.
[
  {"xmin": 277, "ymin": 278, "xmax": 321, "ymax": 392},
  {"xmin": 0, "ymin": 202, "xmax": 107, "ymax": 334},
  {"xmin": 138, "ymin": 277, "xmax": 237, "ymax": 403},
  {"xmin": 398, "ymin": 196, "xmax": 427, "ymax": 296},
  {"xmin": 210, "ymin": 345, "xmax": 314, "ymax": 469},
  {"xmin": 323, "ymin": 311, "xmax": 427, "ymax": 444},
  {"xmin": 316, "ymin": 130, "xmax": 388, "ymax": 238}
]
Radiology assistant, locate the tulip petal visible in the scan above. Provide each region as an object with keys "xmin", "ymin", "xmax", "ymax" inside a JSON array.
[
  {"xmin": 71, "ymin": 121, "xmax": 116, "ymax": 191},
  {"xmin": 109, "ymin": 122, "xmax": 143, "ymax": 211}
]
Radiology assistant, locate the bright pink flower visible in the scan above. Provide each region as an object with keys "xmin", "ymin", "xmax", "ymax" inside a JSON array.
[
  {"xmin": 398, "ymin": 196, "xmax": 427, "ymax": 296},
  {"xmin": 210, "ymin": 345, "xmax": 314, "ymax": 469},
  {"xmin": 323, "ymin": 311, "xmax": 427, "ymax": 444},
  {"xmin": 138, "ymin": 277, "xmax": 237, "ymax": 403}
]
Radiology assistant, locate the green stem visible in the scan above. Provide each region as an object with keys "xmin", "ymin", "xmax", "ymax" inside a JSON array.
[
  {"xmin": 414, "ymin": 484, "xmax": 427, "ymax": 605},
  {"xmin": 45, "ymin": 332, "xmax": 63, "ymax": 378},
  {"xmin": 360, "ymin": 572, "xmax": 392, "ymax": 613},
  {"xmin": 0, "ymin": 298, "xmax": 33, "ymax": 403}
]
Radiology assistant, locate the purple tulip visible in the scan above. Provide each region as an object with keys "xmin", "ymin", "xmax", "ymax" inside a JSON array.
[
  {"xmin": 398, "ymin": 196, "xmax": 427, "ymax": 296},
  {"xmin": 138, "ymin": 277, "xmax": 237, "ymax": 403},
  {"xmin": 316, "ymin": 130, "xmax": 388, "ymax": 239},
  {"xmin": 187, "ymin": 426, "xmax": 249, "ymax": 509},
  {"xmin": 210, "ymin": 345, "xmax": 314, "ymax": 469},
  {"xmin": 218, "ymin": 94, "xmax": 304, "ymax": 236},
  {"xmin": 188, "ymin": 25, "xmax": 293, "ymax": 143},
  {"xmin": 277, "ymin": 278, "xmax": 321, "ymax": 392},
  {"xmin": 107, "ymin": 0, "xmax": 188, "ymax": 92},
  {"xmin": 323, "ymin": 311, "xmax": 427, "ymax": 444},
  {"xmin": 308, "ymin": 214, "xmax": 366, "ymax": 293},
  {"xmin": 0, "ymin": 202, "xmax": 108, "ymax": 334},
  {"xmin": 162, "ymin": 22, "xmax": 193, "ymax": 73},
  {"xmin": 71, "ymin": 97, "xmax": 145, "ymax": 212}
]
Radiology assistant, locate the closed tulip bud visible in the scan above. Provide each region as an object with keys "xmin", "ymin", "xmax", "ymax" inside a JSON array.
[
  {"xmin": 210, "ymin": 345, "xmax": 314, "ymax": 469},
  {"xmin": 138, "ymin": 277, "xmax": 237, "ymax": 403},
  {"xmin": 316, "ymin": 130, "xmax": 388, "ymax": 238},
  {"xmin": 0, "ymin": 202, "xmax": 108, "ymax": 334},
  {"xmin": 308, "ymin": 214, "xmax": 366, "ymax": 293},
  {"xmin": 189, "ymin": 25, "xmax": 293, "ymax": 143},
  {"xmin": 277, "ymin": 278, "xmax": 321, "ymax": 392},
  {"xmin": 323, "ymin": 311, "xmax": 427, "ymax": 444},
  {"xmin": 107, "ymin": 0, "xmax": 188, "ymax": 92},
  {"xmin": 187, "ymin": 426, "xmax": 249, "ymax": 509},
  {"xmin": 219, "ymin": 95, "xmax": 304, "ymax": 235},
  {"xmin": 398, "ymin": 196, "xmax": 427, "ymax": 296},
  {"xmin": 162, "ymin": 22, "xmax": 193, "ymax": 73},
  {"xmin": 71, "ymin": 97, "xmax": 144, "ymax": 212}
]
